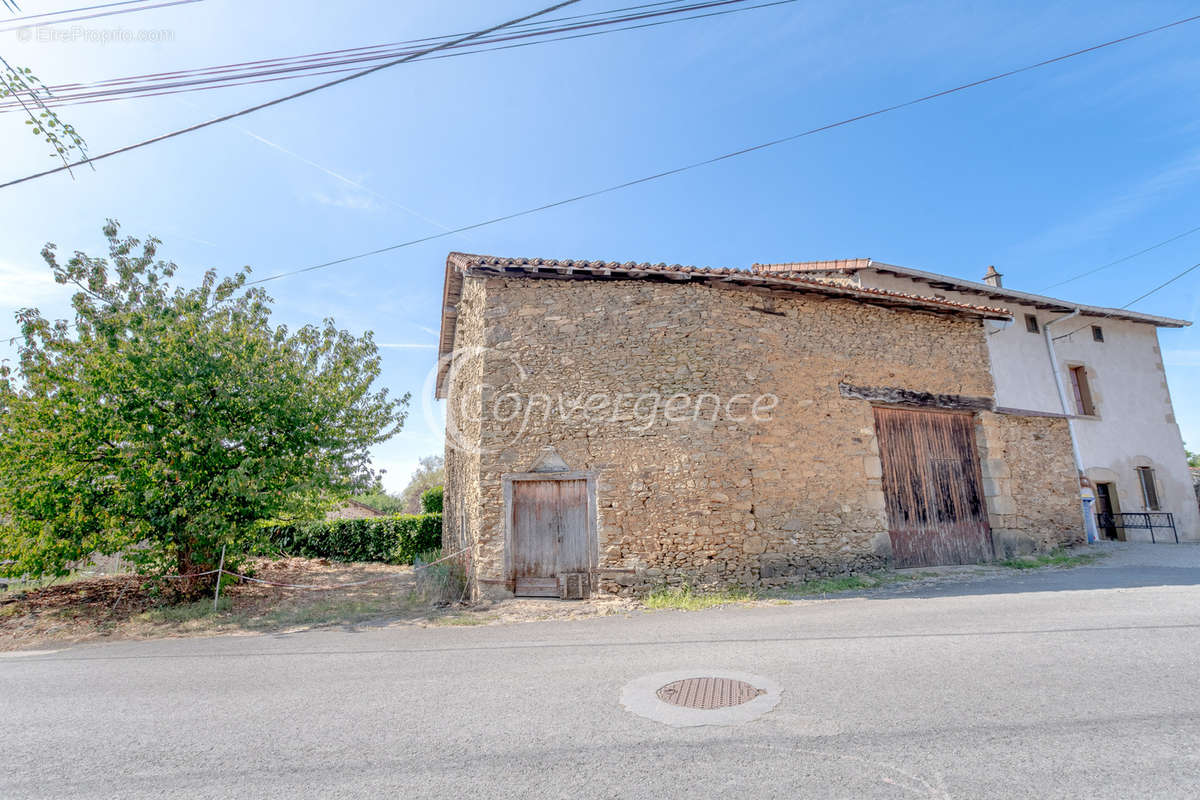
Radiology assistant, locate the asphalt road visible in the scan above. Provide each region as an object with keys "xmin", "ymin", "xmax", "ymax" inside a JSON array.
[{"xmin": 4, "ymin": 543, "xmax": 1200, "ymax": 799}]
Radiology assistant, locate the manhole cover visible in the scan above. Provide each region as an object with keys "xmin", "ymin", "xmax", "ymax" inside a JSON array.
[{"xmin": 656, "ymin": 677, "xmax": 765, "ymax": 709}]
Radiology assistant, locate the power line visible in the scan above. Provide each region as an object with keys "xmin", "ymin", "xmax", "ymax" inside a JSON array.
[
  {"xmin": 0, "ymin": 0, "xmax": 584, "ymax": 189},
  {"xmin": 36, "ymin": 1, "xmax": 799, "ymax": 113},
  {"xmin": 1039, "ymin": 223, "xmax": 1200, "ymax": 292},
  {"xmin": 6, "ymin": 11, "xmax": 1200, "ymax": 341},
  {"xmin": 1052, "ymin": 259, "xmax": 1200, "ymax": 341},
  {"xmin": 0, "ymin": 0, "xmax": 771, "ymax": 113},
  {"xmin": 242, "ymin": 12, "xmax": 1200, "ymax": 287},
  {"xmin": 0, "ymin": 0, "xmax": 201, "ymax": 30}
]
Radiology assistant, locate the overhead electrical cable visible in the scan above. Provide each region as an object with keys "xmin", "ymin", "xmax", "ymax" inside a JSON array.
[
  {"xmin": 0, "ymin": 0, "xmax": 201, "ymax": 31},
  {"xmin": 1051, "ymin": 259, "xmax": 1200, "ymax": 341},
  {"xmin": 0, "ymin": 0, "xmax": 585, "ymax": 189},
  {"xmin": 238, "ymin": 12, "xmax": 1200, "ymax": 287},
  {"xmin": 0, "ymin": 0, "xmax": 780, "ymax": 113},
  {"xmin": 1039, "ymin": 223, "xmax": 1200, "ymax": 291}
]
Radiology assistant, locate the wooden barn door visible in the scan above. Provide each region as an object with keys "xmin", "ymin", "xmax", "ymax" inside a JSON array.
[
  {"xmin": 873, "ymin": 407, "xmax": 993, "ymax": 567},
  {"xmin": 510, "ymin": 479, "xmax": 589, "ymax": 596}
]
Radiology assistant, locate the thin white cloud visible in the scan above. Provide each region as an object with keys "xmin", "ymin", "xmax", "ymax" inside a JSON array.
[
  {"xmin": 0, "ymin": 260, "xmax": 68, "ymax": 308},
  {"xmin": 418, "ymin": 325, "xmax": 439, "ymax": 338},
  {"xmin": 310, "ymin": 190, "xmax": 379, "ymax": 211},
  {"xmin": 378, "ymin": 343, "xmax": 437, "ymax": 349},
  {"xmin": 1163, "ymin": 349, "xmax": 1200, "ymax": 367},
  {"xmin": 1024, "ymin": 151, "xmax": 1200, "ymax": 255}
]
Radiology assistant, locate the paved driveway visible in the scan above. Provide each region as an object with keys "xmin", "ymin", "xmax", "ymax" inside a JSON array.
[{"xmin": 4, "ymin": 542, "xmax": 1200, "ymax": 799}]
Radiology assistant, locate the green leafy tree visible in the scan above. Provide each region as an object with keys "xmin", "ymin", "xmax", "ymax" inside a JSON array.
[
  {"xmin": 420, "ymin": 485, "xmax": 443, "ymax": 514},
  {"xmin": 400, "ymin": 455, "xmax": 444, "ymax": 513},
  {"xmin": 1187, "ymin": 448, "xmax": 1200, "ymax": 469},
  {"xmin": 0, "ymin": 221, "xmax": 408, "ymax": 595}
]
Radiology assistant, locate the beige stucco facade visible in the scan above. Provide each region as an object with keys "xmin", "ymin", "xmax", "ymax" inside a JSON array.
[{"xmin": 439, "ymin": 254, "xmax": 1084, "ymax": 597}]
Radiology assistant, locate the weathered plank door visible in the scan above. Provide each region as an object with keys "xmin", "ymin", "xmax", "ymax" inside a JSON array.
[
  {"xmin": 873, "ymin": 407, "xmax": 993, "ymax": 567},
  {"xmin": 510, "ymin": 479, "xmax": 589, "ymax": 596}
]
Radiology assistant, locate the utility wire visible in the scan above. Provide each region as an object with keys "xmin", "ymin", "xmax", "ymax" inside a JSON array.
[
  {"xmin": 1039, "ymin": 222, "xmax": 1200, "ymax": 291},
  {"xmin": 1052, "ymin": 259, "xmax": 1200, "ymax": 341},
  {"xmin": 243, "ymin": 12, "xmax": 1200, "ymax": 287},
  {"xmin": 27, "ymin": 1, "xmax": 796, "ymax": 114},
  {"xmin": 0, "ymin": 0, "xmax": 770, "ymax": 112},
  {"xmin": 0, "ymin": 0, "xmax": 200, "ymax": 30},
  {"xmin": 0, "ymin": 0, "xmax": 584, "ymax": 189},
  {"xmin": 6, "ymin": 11, "xmax": 1199, "ymax": 339}
]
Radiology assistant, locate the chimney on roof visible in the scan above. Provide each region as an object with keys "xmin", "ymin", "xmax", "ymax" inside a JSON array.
[{"xmin": 983, "ymin": 265, "xmax": 1003, "ymax": 288}]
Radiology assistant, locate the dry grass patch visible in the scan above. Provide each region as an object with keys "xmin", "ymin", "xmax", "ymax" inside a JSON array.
[
  {"xmin": 0, "ymin": 557, "xmax": 425, "ymax": 651},
  {"xmin": 642, "ymin": 584, "xmax": 757, "ymax": 611},
  {"xmin": 998, "ymin": 547, "xmax": 1107, "ymax": 570}
]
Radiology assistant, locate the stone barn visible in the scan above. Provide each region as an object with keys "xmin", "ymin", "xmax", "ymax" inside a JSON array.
[{"xmin": 436, "ymin": 252, "xmax": 1083, "ymax": 598}]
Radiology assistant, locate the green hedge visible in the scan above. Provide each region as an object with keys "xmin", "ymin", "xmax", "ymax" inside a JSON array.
[
  {"xmin": 262, "ymin": 513, "xmax": 442, "ymax": 564},
  {"xmin": 420, "ymin": 485, "xmax": 443, "ymax": 513}
]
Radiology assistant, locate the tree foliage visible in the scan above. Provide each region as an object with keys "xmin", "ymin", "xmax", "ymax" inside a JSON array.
[
  {"xmin": 0, "ymin": 221, "xmax": 408, "ymax": 594},
  {"xmin": 420, "ymin": 485, "xmax": 443, "ymax": 514},
  {"xmin": 351, "ymin": 490, "xmax": 407, "ymax": 514},
  {"xmin": 0, "ymin": 56, "xmax": 88, "ymax": 169},
  {"xmin": 400, "ymin": 455, "xmax": 444, "ymax": 513}
]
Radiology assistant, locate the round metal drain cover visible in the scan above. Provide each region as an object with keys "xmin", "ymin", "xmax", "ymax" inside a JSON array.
[{"xmin": 656, "ymin": 677, "xmax": 765, "ymax": 710}]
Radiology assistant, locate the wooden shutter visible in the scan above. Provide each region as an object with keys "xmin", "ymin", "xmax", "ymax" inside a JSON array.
[
  {"xmin": 1069, "ymin": 366, "xmax": 1095, "ymax": 416},
  {"xmin": 1137, "ymin": 467, "xmax": 1160, "ymax": 511}
]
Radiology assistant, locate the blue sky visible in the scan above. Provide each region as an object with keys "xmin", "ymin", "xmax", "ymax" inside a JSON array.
[{"xmin": 3, "ymin": 0, "xmax": 1200, "ymax": 490}]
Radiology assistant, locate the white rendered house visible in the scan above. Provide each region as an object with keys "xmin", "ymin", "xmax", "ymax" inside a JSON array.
[{"xmin": 755, "ymin": 258, "xmax": 1198, "ymax": 543}]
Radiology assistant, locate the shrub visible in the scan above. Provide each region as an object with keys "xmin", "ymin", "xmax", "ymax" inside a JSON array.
[
  {"xmin": 262, "ymin": 513, "xmax": 441, "ymax": 565},
  {"xmin": 413, "ymin": 547, "xmax": 466, "ymax": 604},
  {"xmin": 420, "ymin": 485, "xmax": 444, "ymax": 514}
]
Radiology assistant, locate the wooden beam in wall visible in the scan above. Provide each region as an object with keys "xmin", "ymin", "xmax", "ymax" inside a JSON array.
[{"xmin": 839, "ymin": 382, "xmax": 995, "ymax": 412}]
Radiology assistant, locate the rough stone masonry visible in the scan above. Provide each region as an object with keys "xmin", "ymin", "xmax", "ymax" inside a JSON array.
[{"xmin": 439, "ymin": 254, "xmax": 1083, "ymax": 597}]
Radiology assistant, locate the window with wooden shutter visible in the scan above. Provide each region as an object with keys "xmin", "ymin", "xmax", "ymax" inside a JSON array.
[
  {"xmin": 1069, "ymin": 366, "xmax": 1096, "ymax": 416},
  {"xmin": 1136, "ymin": 467, "xmax": 1161, "ymax": 511}
]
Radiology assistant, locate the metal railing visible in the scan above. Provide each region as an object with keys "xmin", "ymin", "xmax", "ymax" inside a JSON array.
[{"xmin": 1095, "ymin": 512, "xmax": 1178, "ymax": 544}]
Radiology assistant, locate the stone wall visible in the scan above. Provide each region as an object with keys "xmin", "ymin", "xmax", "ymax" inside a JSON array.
[
  {"xmin": 977, "ymin": 412, "xmax": 1084, "ymax": 555},
  {"xmin": 442, "ymin": 276, "xmax": 487, "ymax": 585},
  {"xmin": 443, "ymin": 274, "xmax": 1082, "ymax": 597}
]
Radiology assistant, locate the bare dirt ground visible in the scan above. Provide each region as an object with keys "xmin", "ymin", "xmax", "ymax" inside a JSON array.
[
  {"xmin": 0, "ymin": 557, "xmax": 638, "ymax": 651},
  {"xmin": 0, "ymin": 557, "xmax": 425, "ymax": 651}
]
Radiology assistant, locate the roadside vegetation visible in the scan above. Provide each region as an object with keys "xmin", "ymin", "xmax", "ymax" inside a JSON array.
[
  {"xmin": 0, "ymin": 222, "xmax": 408, "ymax": 601},
  {"xmin": 998, "ymin": 548, "xmax": 1107, "ymax": 570},
  {"xmin": 642, "ymin": 584, "xmax": 757, "ymax": 611}
]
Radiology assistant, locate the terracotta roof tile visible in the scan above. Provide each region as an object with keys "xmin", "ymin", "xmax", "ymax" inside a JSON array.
[
  {"xmin": 447, "ymin": 252, "xmax": 1011, "ymax": 316},
  {"xmin": 752, "ymin": 258, "xmax": 873, "ymax": 272}
]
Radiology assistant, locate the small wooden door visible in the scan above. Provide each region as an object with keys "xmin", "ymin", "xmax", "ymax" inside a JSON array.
[
  {"xmin": 510, "ymin": 478, "xmax": 589, "ymax": 596},
  {"xmin": 874, "ymin": 407, "xmax": 993, "ymax": 567}
]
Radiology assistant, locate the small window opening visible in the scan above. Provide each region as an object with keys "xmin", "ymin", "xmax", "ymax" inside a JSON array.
[
  {"xmin": 1092, "ymin": 325, "xmax": 1104, "ymax": 342},
  {"xmin": 1069, "ymin": 366, "xmax": 1096, "ymax": 416},
  {"xmin": 1136, "ymin": 466, "xmax": 1161, "ymax": 511},
  {"xmin": 1025, "ymin": 314, "xmax": 1040, "ymax": 333}
]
